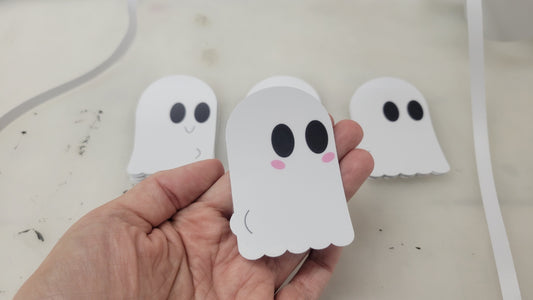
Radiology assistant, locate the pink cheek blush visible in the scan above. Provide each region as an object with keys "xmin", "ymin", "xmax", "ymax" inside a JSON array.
[
  {"xmin": 271, "ymin": 160, "xmax": 285, "ymax": 170},
  {"xmin": 322, "ymin": 152, "xmax": 335, "ymax": 163}
]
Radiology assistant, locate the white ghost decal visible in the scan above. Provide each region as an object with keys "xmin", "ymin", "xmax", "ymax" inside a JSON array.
[
  {"xmin": 127, "ymin": 75, "xmax": 217, "ymax": 181},
  {"xmin": 226, "ymin": 86, "xmax": 354, "ymax": 260},
  {"xmin": 247, "ymin": 75, "xmax": 321, "ymax": 101},
  {"xmin": 350, "ymin": 77, "xmax": 449, "ymax": 178}
]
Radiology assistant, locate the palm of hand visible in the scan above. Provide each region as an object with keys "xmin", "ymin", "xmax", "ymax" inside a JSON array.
[{"xmin": 15, "ymin": 120, "xmax": 372, "ymax": 299}]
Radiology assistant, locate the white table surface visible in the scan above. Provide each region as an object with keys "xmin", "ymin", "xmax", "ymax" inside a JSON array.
[{"xmin": 1, "ymin": 0, "xmax": 532, "ymax": 299}]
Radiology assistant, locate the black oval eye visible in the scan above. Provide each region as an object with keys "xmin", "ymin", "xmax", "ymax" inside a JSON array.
[
  {"xmin": 305, "ymin": 120, "xmax": 328, "ymax": 154},
  {"xmin": 170, "ymin": 103, "xmax": 186, "ymax": 123},
  {"xmin": 383, "ymin": 101, "xmax": 399, "ymax": 122},
  {"xmin": 194, "ymin": 102, "xmax": 210, "ymax": 123},
  {"xmin": 271, "ymin": 124, "xmax": 294, "ymax": 158},
  {"xmin": 407, "ymin": 100, "xmax": 424, "ymax": 121}
]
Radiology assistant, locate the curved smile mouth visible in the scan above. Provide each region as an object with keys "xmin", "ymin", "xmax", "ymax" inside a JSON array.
[{"xmin": 185, "ymin": 126, "xmax": 196, "ymax": 134}]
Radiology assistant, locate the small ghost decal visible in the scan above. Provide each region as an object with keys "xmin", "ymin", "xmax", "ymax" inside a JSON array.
[
  {"xmin": 226, "ymin": 84, "xmax": 354, "ymax": 260},
  {"xmin": 127, "ymin": 75, "xmax": 217, "ymax": 182},
  {"xmin": 350, "ymin": 77, "xmax": 450, "ymax": 177}
]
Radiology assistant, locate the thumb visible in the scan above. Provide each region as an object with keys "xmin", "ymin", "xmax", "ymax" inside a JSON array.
[{"xmin": 111, "ymin": 159, "xmax": 224, "ymax": 232}]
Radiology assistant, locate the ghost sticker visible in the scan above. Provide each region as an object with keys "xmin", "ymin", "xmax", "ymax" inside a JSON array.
[
  {"xmin": 247, "ymin": 75, "xmax": 321, "ymax": 101},
  {"xmin": 127, "ymin": 75, "xmax": 217, "ymax": 182},
  {"xmin": 350, "ymin": 77, "xmax": 450, "ymax": 178},
  {"xmin": 226, "ymin": 85, "xmax": 354, "ymax": 260}
]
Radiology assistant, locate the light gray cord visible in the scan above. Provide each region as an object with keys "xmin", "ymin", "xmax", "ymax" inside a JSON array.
[
  {"xmin": 0, "ymin": 0, "xmax": 137, "ymax": 131},
  {"xmin": 466, "ymin": 0, "xmax": 521, "ymax": 299}
]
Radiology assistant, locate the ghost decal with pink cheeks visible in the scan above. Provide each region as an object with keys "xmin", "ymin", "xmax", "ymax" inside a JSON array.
[{"xmin": 226, "ymin": 78, "xmax": 354, "ymax": 260}]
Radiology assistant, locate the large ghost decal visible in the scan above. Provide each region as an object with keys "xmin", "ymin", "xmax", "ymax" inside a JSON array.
[
  {"xmin": 350, "ymin": 77, "xmax": 449, "ymax": 178},
  {"xmin": 226, "ymin": 83, "xmax": 354, "ymax": 260},
  {"xmin": 127, "ymin": 75, "xmax": 217, "ymax": 182}
]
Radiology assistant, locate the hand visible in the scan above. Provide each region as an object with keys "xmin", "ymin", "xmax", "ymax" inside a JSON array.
[{"xmin": 15, "ymin": 119, "xmax": 373, "ymax": 299}]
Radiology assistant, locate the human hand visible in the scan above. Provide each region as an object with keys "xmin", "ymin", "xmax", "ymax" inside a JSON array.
[{"xmin": 15, "ymin": 119, "xmax": 373, "ymax": 300}]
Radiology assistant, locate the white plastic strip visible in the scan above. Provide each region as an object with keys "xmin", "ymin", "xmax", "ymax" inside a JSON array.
[
  {"xmin": 466, "ymin": 0, "xmax": 521, "ymax": 299},
  {"xmin": 0, "ymin": 0, "xmax": 137, "ymax": 131}
]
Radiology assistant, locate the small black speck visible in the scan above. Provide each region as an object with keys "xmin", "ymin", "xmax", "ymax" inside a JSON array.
[
  {"xmin": 78, "ymin": 136, "xmax": 90, "ymax": 156},
  {"xmin": 34, "ymin": 230, "xmax": 44, "ymax": 242},
  {"xmin": 81, "ymin": 136, "xmax": 90, "ymax": 144},
  {"xmin": 98, "ymin": 110, "xmax": 103, "ymax": 114},
  {"xmin": 122, "ymin": 190, "xmax": 128, "ymax": 194},
  {"xmin": 415, "ymin": 246, "xmax": 421, "ymax": 250},
  {"xmin": 401, "ymin": 243, "xmax": 404, "ymax": 246},
  {"xmin": 378, "ymin": 228, "xmax": 383, "ymax": 232},
  {"xmin": 18, "ymin": 228, "xmax": 44, "ymax": 242},
  {"xmin": 389, "ymin": 246, "xmax": 394, "ymax": 250},
  {"xmin": 21, "ymin": 131, "xmax": 27, "ymax": 135}
]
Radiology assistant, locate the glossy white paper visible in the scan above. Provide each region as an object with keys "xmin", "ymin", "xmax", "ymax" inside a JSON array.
[
  {"xmin": 226, "ymin": 86, "xmax": 353, "ymax": 260},
  {"xmin": 247, "ymin": 75, "xmax": 321, "ymax": 101}
]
